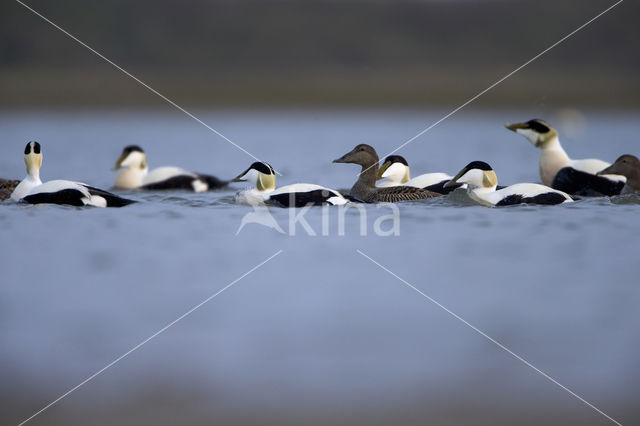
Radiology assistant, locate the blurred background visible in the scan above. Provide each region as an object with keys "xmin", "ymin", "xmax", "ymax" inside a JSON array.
[{"xmin": 1, "ymin": 0, "xmax": 638, "ymax": 108}]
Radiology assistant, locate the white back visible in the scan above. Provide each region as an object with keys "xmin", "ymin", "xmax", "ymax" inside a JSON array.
[
  {"xmin": 143, "ymin": 166, "xmax": 194, "ymax": 185},
  {"xmin": 406, "ymin": 172, "xmax": 452, "ymax": 188}
]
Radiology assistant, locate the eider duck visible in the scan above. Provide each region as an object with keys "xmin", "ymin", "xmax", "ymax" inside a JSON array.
[
  {"xmin": 0, "ymin": 178, "xmax": 20, "ymax": 201},
  {"xmin": 12, "ymin": 141, "xmax": 135, "ymax": 207},
  {"xmin": 232, "ymin": 161, "xmax": 347, "ymax": 207},
  {"xmin": 333, "ymin": 144, "xmax": 441, "ymax": 203},
  {"xmin": 376, "ymin": 154, "xmax": 462, "ymax": 194},
  {"xmin": 597, "ymin": 155, "xmax": 640, "ymax": 194},
  {"xmin": 505, "ymin": 119, "xmax": 625, "ymax": 196},
  {"xmin": 444, "ymin": 161, "xmax": 572, "ymax": 207},
  {"xmin": 113, "ymin": 145, "xmax": 227, "ymax": 192}
]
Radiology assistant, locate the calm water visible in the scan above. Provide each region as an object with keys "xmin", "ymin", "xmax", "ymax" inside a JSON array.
[{"xmin": 1, "ymin": 109, "xmax": 639, "ymax": 425}]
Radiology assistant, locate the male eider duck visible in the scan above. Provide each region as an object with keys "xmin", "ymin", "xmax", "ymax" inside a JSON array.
[
  {"xmin": 376, "ymin": 154, "xmax": 462, "ymax": 194},
  {"xmin": 333, "ymin": 144, "xmax": 441, "ymax": 203},
  {"xmin": 12, "ymin": 141, "xmax": 135, "ymax": 207},
  {"xmin": 232, "ymin": 161, "xmax": 347, "ymax": 207},
  {"xmin": 505, "ymin": 119, "xmax": 625, "ymax": 196},
  {"xmin": 444, "ymin": 161, "xmax": 572, "ymax": 207},
  {"xmin": 113, "ymin": 145, "xmax": 227, "ymax": 192},
  {"xmin": 598, "ymin": 155, "xmax": 640, "ymax": 194},
  {"xmin": 0, "ymin": 178, "xmax": 20, "ymax": 201}
]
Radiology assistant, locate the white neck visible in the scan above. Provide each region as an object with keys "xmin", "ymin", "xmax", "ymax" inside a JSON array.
[
  {"xmin": 136, "ymin": 166, "xmax": 149, "ymax": 176},
  {"xmin": 11, "ymin": 169, "xmax": 42, "ymax": 201},
  {"xmin": 540, "ymin": 136, "xmax": 568, "ymax": 155},
  {"xmin": 115, "ymin": 166, "xmax": 148, "ymax": 189},
  {"xmin": 27, "ymin": 167, "xmax": 41, "ymax": 183},
  {"xmin": 538, "ymin": 136, "xmax": 570, "ymax": 186}
]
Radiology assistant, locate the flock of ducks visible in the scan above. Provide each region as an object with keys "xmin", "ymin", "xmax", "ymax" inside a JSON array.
[{"xmin": 1, "ymin": 119, "xmax": 638, "ymax": 209}]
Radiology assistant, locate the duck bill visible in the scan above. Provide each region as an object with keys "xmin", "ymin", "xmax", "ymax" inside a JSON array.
[
  {"xmin": 505, "ymin": 122, "xmax": 527, "ymax": 132},
  {"xmin": 231, "ymin": 167, "xmax": 251, "ymax": 182},
  {"xmin": 443, "ymin": 167, "xmax": 468, "ymax": 188},
  {"xmin": 111, "ymin": 153, "xmax": 126, "ymax": 171},
  {"xmin": 231, "ymin": 174, "xmax": 248, "ymax": 183},
  {"xmin": 333, "ymin": 151, "xmax": 352, "ymax": 164},
  {"xmin": 596, "ymin": 164, "xmax": 615, "ymax": 176},
  {"xmin": 376, "ymin": 162, "xmax": 390, "ymax": 180}
]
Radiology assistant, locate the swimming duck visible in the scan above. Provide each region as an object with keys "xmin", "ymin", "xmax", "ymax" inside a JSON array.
[
  {"xmin": 597, "ymin": 155, "xmax": 640, "ymax": 194},
  {"xmin": 0, "ymin": 178, "xmax": 20, "ymax": 201},
  {"xmin": 505, "ymin": 119, "xmax": 625, "ymax": 196},
  {"xmin": 12, "ymin": 141, "xmax": 135, "ymax": 207},
  {"xmin": 232, "ymin": 162, "xmax": 347, "ymax": 207},
  {"xmin": 376, "ymin": 154, "xmax": 462, "ymax": 194},
  {"xmin": 444, "ymin": 161, "xmax": 572, "ymax": 206},
  {"xmin": 113, "ymin": 145, "xmax": 227, "ymax": 192},
  {"xmin": 333, "ymin": 144, "xmax": 441, "ymax": 202}
]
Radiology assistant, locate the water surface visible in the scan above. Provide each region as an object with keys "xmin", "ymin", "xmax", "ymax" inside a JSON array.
[{"xmin": 1, "ymin": 109, "xmax": 639, "ymax": 425}]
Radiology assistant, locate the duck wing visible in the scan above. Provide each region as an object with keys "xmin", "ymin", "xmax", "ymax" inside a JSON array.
[
  {"xmin": 83, "ymin": 185, "xmax": 136, "ymax": 207},
  {"xmin": 141, "ymin": 175, "xmax": 202, "ymax": 191},
  {"xmin": 195, "ymin": 173, "xmax": 228, "ymax": 190},
  {"xmin": 374, "ymin": 186, "xmax": 441, "ymax": 202},
  {"xmin": 23, "ymin": 189, "xmax": 86, "ymax": 206},
  {"xmin": 268, "ymin": 189, "xmax": 337, "ymax": 207},
  {"xmin": 141, "ymin": 172, "xmax": 226, "ymax": 192},
  {"xmin": 268, "ymin": 184, "xmax": 346, "ymax": 207},
  {"xmin": 21, "ymin": 180, "xmax": 90, "ymax": 206},
  {"xmin": 496, "ymin": 192, "xmax": 569, "ymax": 206},
  {"xmin": 142, "ymin": 167, "xmax": 206, "ymax": 191},
  {"xmin": 552, "ymin": 167, "xmax": 624, "ymax": 196}
]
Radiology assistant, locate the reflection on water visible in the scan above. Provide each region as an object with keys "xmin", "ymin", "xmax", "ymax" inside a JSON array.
[{"xmin": 1, "ymin": 109, "xmax": 639, "ymax": 425}]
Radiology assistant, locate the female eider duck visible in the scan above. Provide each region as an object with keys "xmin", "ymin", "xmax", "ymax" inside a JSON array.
[
  {"xmin": 333, "ymin": 144, "xmax": 441, "ymax": 202},
  {"xmin": 376, "ymin": 154, "xmax": 462, "ymax": 194},
  {"xmin": 444, "ymin": 161, "xmax": 572, "ymax": 207},
  {"xmin": 12, "ymin": 141, "xmax": 135, "ymax": 207},
  {"xmin": 505, "ymin": 119, "xmax": 625, "ymax": 196},
  {"xmin": 232, "ymin": 162, "xmax": 347, "ymax": 207},
  {"xmin": 0, "ymin": 178, "xmax": 20, "ymax": 201},
  {"xmin": 597, "ymin": 155, "xmax": 640, "ymax": 194},
  {"xmin": 113, "ymin": 145, "xmax": 227, "ymax": 192}
]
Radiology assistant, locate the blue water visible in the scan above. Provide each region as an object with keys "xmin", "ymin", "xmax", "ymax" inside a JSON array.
[{"xmin": 1, "ymin": 109, "xmax": 639, "ymax": 425}]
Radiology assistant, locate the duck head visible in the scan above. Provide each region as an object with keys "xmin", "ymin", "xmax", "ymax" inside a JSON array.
[
  {"xmin": 445, "ymin": 161, "xmax": 498, "ymax": 189},
  {"xmin": 113, "ymin": 145, "xmax": 148, "ymax": 171},
  {"xmin": 597, "ymin": 154, "xmax": 640, "ymax": 182},
  {"xmin": 23, "ymin": 141, "xmax": 42, "ymax": 176},
  {"xmin": 377, "ymin": 155, "xmax": 410, "ymax": 183},
  {"xmin": 505, "ymin": 119, "xmax": 558, "ymax": 148},
  {"xmin": 232, "ymin": 161, "xmax": 276, "ymax": 191},
  {"xmin": 333, "ymin": 144, "xmax": 380, "ymax": 169}
]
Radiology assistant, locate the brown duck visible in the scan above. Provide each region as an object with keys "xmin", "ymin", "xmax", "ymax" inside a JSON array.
[
  {"xmin": 0, "ymin": 178, "xmax": 20, "ymax": 201},
  {"xmin": 598, "ymin": 154, "xmax": 640, "ymax": 194},
  {"xmin": 333, "ymin": 144, "xmax": 441, "ymax": 202}
]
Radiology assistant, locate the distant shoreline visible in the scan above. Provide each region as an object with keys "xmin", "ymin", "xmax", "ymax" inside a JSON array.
[{"xmin": 2, "ymin": 68, "xmax": 638, "ymax": 108}]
